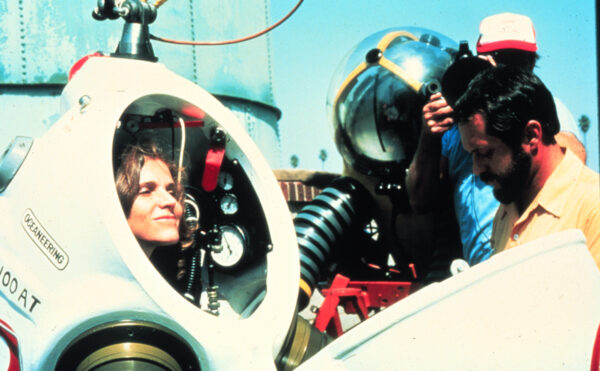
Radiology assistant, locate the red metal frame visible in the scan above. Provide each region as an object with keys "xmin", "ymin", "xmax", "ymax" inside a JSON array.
[
  {"xmin": 1, "ymin": 319, "xmax": 20, "ymax": 371},
  {"xmin": 314, "ymin": 274, "xmax": 418, "ymax": 337},
  {"xmin": 591, "ymin": 321, "xmax": 600, "ymax": 371}
]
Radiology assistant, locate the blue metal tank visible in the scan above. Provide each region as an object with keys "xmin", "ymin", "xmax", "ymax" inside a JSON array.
[{"xmin": 0, "ymin": 0, "xmax": 281, "ymax": 167}]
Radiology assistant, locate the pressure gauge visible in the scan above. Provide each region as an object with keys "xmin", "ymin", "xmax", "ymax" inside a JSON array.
[
  {"xmin": 218, "ymin": 171, "xmax": 234, "ymax": 191},
  {"xmin": 211, "ymin": 225, "xmax": 248, "ymax": 268},
  {"xmin": 219, "ymin": 193, "xmax": 239, "ymax": 215}
]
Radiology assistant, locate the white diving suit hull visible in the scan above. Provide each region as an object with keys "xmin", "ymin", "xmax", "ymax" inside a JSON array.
[
  {"xmin": 0, "ymin": 56, "xmax": 299, "ymax": 370},
  {"xmin": 298, "ymin": 229, "xmax": 600, "ymax": 370}
]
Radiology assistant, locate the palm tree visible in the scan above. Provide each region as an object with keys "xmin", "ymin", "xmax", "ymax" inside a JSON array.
[
  {"xmin": 578, "ymin": 114, "xmax": 590, "ymax": 148},
  {"xmin": 318, "ymin": 149, "xmax": 328, "ymax": 170},
  {"xmin": 290, "ymin": 154, "xmax": 299, "ymax": 168}
]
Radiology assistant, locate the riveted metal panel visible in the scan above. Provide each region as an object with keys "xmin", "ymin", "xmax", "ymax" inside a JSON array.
[
  {"xmin": 152, "ymin": 0, "xmax": 277, "ymax": 107},
  {"xmin": 0, "ymin": 1, "xmax": 121, "ymax": 84},
  {"xmin": 0, "ymin": 1, "xmax": 281, "ymax": 165},
  {"xmin": 0, "ymin": 1, "xmax": 277, "ymax": 106}
]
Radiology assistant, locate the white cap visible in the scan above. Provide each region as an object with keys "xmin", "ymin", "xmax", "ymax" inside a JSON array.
[{"xmin": 476, "ymin": 12, "xmax": 537, "ymax": 53}]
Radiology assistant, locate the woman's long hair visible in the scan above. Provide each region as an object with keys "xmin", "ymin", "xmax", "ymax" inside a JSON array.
[{"xmin": 115, "ymin": 138, "xmax": 195, "ymax": 285}]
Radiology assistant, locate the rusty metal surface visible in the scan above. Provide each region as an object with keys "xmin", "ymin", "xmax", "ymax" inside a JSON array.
[
  {"xmin": 0, "ymin": 1, "xmax": 276, "ymax": 107},
  {"xmin": 0, "ymin": 1, "xmax": 281, "ymax": 166}
]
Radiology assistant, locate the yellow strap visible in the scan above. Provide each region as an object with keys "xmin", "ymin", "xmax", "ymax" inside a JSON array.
[
  {"xmin": 299, "ymin": 278, "xmax": 313, "ymax": 298},
  {"xmin": 376, "ymin": 30, "xmax": 418, "ymax": 52},
  {"xmin": 333, "ymin": 61, "xmax": 368, "ymax": 108},
  {"xmin": 378, "ymin": 56, "xmax": 423, "ymax": 92},
  {"xmin": 333, "ymin": 30, "xmax": 420, "ymax": 113}
]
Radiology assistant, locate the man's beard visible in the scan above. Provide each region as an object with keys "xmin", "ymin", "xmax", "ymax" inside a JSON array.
[{"xmin": 480, "ymin": 148, "xmax": 532, "ymax": 204}]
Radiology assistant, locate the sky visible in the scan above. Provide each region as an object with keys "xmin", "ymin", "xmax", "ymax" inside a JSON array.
[{"xmin": 269, "ymin": 0, "xmax": 599, "ymax": 173}]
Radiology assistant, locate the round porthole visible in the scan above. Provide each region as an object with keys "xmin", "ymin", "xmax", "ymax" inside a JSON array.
[{"xmin": 55, "ymin": 320, "xmax": 201, "ymax": 370}]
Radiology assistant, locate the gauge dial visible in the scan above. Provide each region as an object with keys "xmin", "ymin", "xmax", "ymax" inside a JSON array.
[
  {"xmin": 218, "ymin": 171, "xmax": 234, "ymax": 191},
  {"xmin": 211, "ymin": 225, "xmax": 247, "ymax": 268},
  {"xmin": 219, "ymin": 193, "xmax": 239, "ymax": 215}
]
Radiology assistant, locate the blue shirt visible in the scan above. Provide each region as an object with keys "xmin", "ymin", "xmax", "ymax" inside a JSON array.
[{"xmin": 442, "ymin": 125, "xmax": 497, "ymax": 265}]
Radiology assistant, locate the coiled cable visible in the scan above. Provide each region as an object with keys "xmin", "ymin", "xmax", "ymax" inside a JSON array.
[
  {"xmin": 295, "ymin": 176, "xmax": 374, "ymax": 310},
  {"xmin": 182, "ymin": 193, "xmax": 202, "ymax": 305}
]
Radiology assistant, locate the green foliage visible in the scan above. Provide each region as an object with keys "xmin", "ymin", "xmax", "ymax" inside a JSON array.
[
  {"xmin": 318, "ymin": 149, "xmax": 328, "ymax": 169},
  {"xmin": 290, "ymin": 154, "xmax": 299, "ymax": 168},
  {"xmin": 578, "ymin": 114, "xmax": 590, "ymax": 134}
]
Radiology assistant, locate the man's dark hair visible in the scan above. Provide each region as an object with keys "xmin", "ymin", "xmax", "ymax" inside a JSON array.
[
  {"xmin": 485, "ymin": 49, "xmax": 539, "ymax": 72},
  {"xmin": 453, "ymin": 65, "xmax": 559, "ymax": 149}
]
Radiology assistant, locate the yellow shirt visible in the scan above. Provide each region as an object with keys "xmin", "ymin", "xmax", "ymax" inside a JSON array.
[{"xmin": 491, "ymin": 149, "xmax": 600, "ymax": 269}]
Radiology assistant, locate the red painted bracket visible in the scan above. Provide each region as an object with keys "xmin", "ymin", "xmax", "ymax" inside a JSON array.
[
  {"xmin": 1, "ymin": 319, "xmax": 20, "ymax": 371},
  {"xmin": 201, "ymin": 146, "xmax": 226, "ymax": 192},
  {"xmin": 314, "ymin": 274, "xmax": 418, "ymax": 338}
]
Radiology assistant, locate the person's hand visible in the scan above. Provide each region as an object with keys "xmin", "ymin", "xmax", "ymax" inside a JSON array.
[
  {"xmin": 422, "ymin": 92, "xmax": 454, "ymax": 135},
  {"xmin": 477, "ymin": 54, "xmax": 497, "ymax": 67}
]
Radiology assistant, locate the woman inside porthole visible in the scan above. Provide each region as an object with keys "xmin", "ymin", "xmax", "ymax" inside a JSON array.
[{"xmin": 115, "ymin": 138, "xmax": 193, "ymax": 292}]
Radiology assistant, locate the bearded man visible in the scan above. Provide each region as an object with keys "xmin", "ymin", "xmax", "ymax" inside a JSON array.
[{"xmin": 453, "ymin": 65, "xmax": 600, "ymax": 269}]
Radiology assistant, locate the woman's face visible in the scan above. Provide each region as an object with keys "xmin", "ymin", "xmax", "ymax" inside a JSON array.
[{"xmin": 127, "ymin": 157, "xmax": 183, "ymax": 249}]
